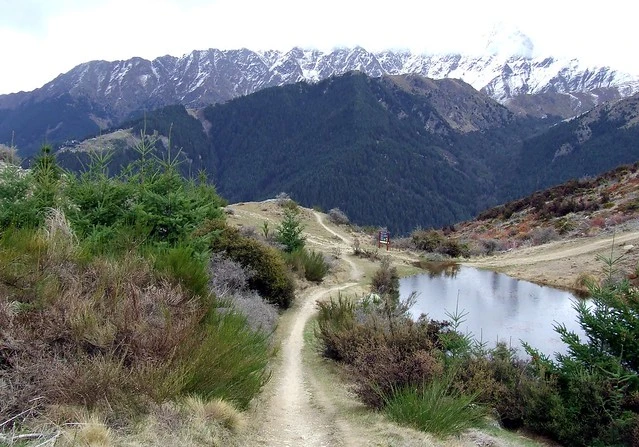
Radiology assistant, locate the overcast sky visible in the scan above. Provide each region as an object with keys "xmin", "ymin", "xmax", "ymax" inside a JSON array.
[{"xmin": 1, "ymin": 0, "xmax": 637, "ymax": 95}]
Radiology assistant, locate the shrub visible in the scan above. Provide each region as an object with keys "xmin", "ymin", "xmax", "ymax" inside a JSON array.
[
  {"xmin": 316, "ymin": 294, "xmax": 358, "ymax": 360},
  {"xmin": 438, "ymin": 238, "xmax": 470, "ymax": 258},
  {"xmin": 316, "ymin": 278, "xmax": 450, "ymax": 409},
  {"xmin": 209, "ymin": 252, "xmax": 254, "ymax": 298},
  {"xmin": 0, "ymin": 147, "xmax": 63, "ymax": 230},
  {"xmin": 411, "ymin": 229, "xmax": 444, "ymax": 252},
  {"xmin": 0, "ymin": 143, "xmax": 274, "ymax": 430},
  {"xmin": 0, "ymin": 143, "xmax": 19, "ymax": 164},
  {"xmin": 153, "ymin": 244, "xmax": 210, "ymax": 298},
  {"xmin": 523, "ymin": 257, "xmax": 639, "ymax": 446},
  {"xmin": 480, "ymin": 238, "xmax": 505, "ymax": 255},
  {"xmin": 207, "ymin": 221, "xmax": 295, "ymax": 308},
  {"xmin": 328, "ymin": 207, "xmax": 349, "ymax": 225},
  {"xmin": 370, "ymin": 257, "xmax": 400, "ymax": 301},
  {"xmin": 351, "ymin": 331, "xmax": 444, "ymax": 408},
  {"xmin": 451, "ymin": 343, "xmax": 531, "ymax": 429},
  {"xmin": 223, "ymin": 289, "xmax": 279, "ymax": 334},
  {"xmin": 285, "ymin": 248, "xmax": 330, "ymax": 282},
  {"xmin": 209, "ymin": 253, "xmax": 278, "ymax": 334},
  {"xmin": 530, "ymin": 226, "xmax": 559, "ymax": 246},
  {"xmin": 275, "ymin": 192, "xmax": 291, "ymax": 206},
  {"xmin": 554, "ymin": 217, "xmax": 576, "ymax": 235},
  {"xmin": 410, "ymin": 229, "xmax": 469, "ymax": 258}
]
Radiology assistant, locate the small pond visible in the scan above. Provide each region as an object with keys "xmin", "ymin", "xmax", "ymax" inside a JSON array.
[{"xmin": 399, "ymin": 264, "xmax": 588, "ymax": 358}]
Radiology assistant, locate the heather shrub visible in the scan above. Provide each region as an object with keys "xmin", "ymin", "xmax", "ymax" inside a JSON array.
[
  {"xmin": 223, "ymin": 289, "xmax": 279, "ymax": 334},
  {"xmin": 0, "ymin": 223, "xmax": 273, "ymax": 427},
  {"xmin": 209, "ymin": 252, "xmax": 255, "ymax": 297},
  {"xmin": 328, "ymin": 207, "xmax": 349, "ymax": 225},
  {"xmin": 530, "ymin": 226, "xmax": 559, "ymax": 246},
  {"xmin": 209, "ymin": 253, "xmax": 278, "ymax": 334},
  {"xmin": 349, "ymin": 321, "xmax": 445, "ymax": 408},
  {"xmin": 316, "ymin": 259, "xmax": 452, "ymax": 409},
  {"xmin": 316, "ymin": 294, "xmax": 447, "ymax": 407},
  {"xmin": 451, "ymin": 343, "xmax": 531, "ymax": 429},
  {"xmin": 316, "ymin": 293, "xmax": 359, "ymax": 361}
]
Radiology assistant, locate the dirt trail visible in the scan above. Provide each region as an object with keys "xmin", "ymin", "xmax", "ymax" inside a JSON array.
[
  {"xmin": 313, "ymin": 211, "xmax": 363, "ymax": 282},
  {"xmin": 241, "ymin": 213, "xmax": 363, "ymax": 446}
]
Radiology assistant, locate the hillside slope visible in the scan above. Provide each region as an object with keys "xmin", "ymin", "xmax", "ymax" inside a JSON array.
[{"xmin": 57, "ymin": 73, "xmax": 553, "ymax": 234}]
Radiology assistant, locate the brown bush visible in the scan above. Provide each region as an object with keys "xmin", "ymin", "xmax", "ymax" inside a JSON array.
[
  {"xmin": 316, "ymin": 292, "xmax": 451, "ymax": 408},
  {"xmin": 352, "ymin": 344, "xmax": 443, "ymax": 408},
  {"xmin": 202, "ymin": 220, "xmax": 295, "ymax": 308},
  {"xmin": 0, "ymin": 229, "xmax": 205, "ymax": 423},
  {"xmin": 450, "ymin": 344, "xmax": 532, "ymax": 429}
]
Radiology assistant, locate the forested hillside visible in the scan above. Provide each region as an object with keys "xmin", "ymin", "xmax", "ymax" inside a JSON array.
[{"xmin": 58, "ymin": 73, "xmax": 558, "ymax": 233}]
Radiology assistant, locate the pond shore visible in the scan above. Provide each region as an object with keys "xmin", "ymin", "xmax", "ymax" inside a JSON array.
[{"xmin": 463, "ymin": 230, "xmax": 639, "ymax": 292}]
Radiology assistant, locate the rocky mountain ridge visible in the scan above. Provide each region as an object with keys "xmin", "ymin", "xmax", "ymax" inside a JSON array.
[{"xmin": 2, "ymin": 47, "xmax": 637, "ymax": 123}]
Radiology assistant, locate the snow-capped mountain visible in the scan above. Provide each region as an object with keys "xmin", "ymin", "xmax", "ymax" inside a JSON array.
[{"xmin": 2, "ymin": 45, "xmax": 637, "ymax": 122}]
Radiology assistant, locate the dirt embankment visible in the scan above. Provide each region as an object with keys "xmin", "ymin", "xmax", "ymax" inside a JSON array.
[{"xmin": 465, "ymin": 230, "xmax": 639, "ymax": 291}]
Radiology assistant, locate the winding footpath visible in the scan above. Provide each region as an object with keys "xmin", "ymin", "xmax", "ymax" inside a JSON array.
[
  {"xmin": 241, "ymin": 212, "xmax": 362, "ymax": 446},
  {"xmin": 236, "ymin": 208, "xmax": 550, "ymax": 447}
]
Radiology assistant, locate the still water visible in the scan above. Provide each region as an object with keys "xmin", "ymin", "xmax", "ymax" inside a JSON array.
[{"xmin": 399, "ymin": 265, "xmax": 588, "ymax": 358}]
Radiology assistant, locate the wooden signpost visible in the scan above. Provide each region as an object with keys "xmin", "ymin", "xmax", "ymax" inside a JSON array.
[{"xmin": 378, "ymin": 230, "xmax": 390, "ymax": 251}]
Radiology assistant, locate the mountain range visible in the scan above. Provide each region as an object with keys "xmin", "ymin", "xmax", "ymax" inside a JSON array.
[
  {"xmin": 2, "ymin": 41, "xmax": 639, "ymax": 155},
  {"xmin": 54, "ymin": 72, "xmax": 639, "ymax": 233}
]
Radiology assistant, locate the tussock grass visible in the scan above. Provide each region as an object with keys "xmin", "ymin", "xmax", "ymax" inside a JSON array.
[
  {"xmin": 29, "ymin": 398, "xmax": 243, "ymax": 447},
  {"xmin": 285, "ymin": 247, "xmax": 330, "ymax": 282},
  {"xmin": 180, "ymin": 309, "xmax": 271, "ymax": 409},
  {"xmin": 183, "ymin": 396, "xmax": 246, "ymax": 432},
  {"xmin": 383, "ymin": 378, "xmax": 487, "ymax": 437},
  {"xmin": 55, "ymin": 411, "xmax": 112, "ymax": 447}
]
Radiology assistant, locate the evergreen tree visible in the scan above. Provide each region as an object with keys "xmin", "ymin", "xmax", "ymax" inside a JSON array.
[{"xmin": 277, "ymin": 208, "xmax": 305, "ymax": 252}]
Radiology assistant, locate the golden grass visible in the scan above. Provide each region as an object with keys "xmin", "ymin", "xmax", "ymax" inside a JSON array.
[{"xmin": 57, "ymin": 412, "xmax": 112, "ymax": 447}]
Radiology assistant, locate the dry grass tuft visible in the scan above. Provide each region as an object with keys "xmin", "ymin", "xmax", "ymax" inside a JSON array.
[
  {"xmin": 183, "ymin": 396, "xmax": 246, "ymax": 432},
  {"xmin": 119, "ymin": 399, "xmax": 240, "ymax": 447},
  {"xmin": 574, "ymin": 272, "xmax": 597, "ymax": 290},
  {"xmin": 57, "ymin": 412, "xmax": 112, "ymax": 447}
]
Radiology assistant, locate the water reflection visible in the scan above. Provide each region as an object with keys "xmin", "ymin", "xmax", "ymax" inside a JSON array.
[
  {"xmin": 400, "ymin": 265, "xmax": 587, "ymax": 358},
  {"xmin": 412, "ymin": 260, "xmax": 461, "ymax": 278}
]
